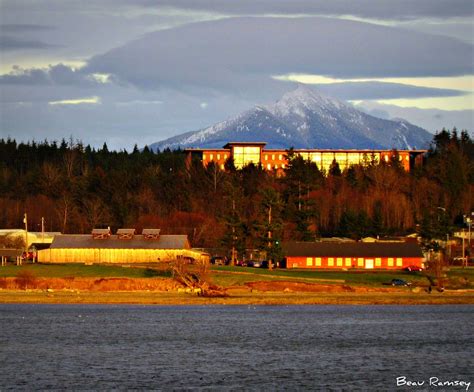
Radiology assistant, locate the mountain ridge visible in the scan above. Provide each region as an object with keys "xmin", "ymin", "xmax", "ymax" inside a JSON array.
[{"xmin": 150, "ymin": 85, "xmax": 432, "ymax": 151}]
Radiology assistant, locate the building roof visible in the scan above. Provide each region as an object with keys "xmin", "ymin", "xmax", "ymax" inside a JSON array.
[
  {"xmin": 282, "ymin": 242, "xmax": 423, "ymax": 258},
  {"xmin": 142, "ymin": 229, "xmax": 161, "ymax": 235},
  {"xmin": 116, "ymin": 228, "xmax": 136, "ymax": 235},
  {"xmin": 92, "ymin": 228, "xmax": 110, "ymax": 234},
  {"xmin": 50, "ymin": 235, "xmax": 190, "ymax": 250},
  {"xmin": 0, "ymin": 249, "xmax": 23, "ymax": 257},
  {"xmin": 223, "ymin": 142, "xmax": 267, "ymax": 149}
]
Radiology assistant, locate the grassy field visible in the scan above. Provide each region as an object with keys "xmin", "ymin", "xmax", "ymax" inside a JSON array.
[
  {"xmin": 0, "ymin": 264, "xmax": 472, "ymax": 305},
  {"xmin": 0, "ymin": 263, "xmax": 472, "ymax": 289},
  {"xmin": 0, "ymin": 263, "xmax": 170, "ymax": 279},
  {"xmin": 211, "ymin": 266, "xmax": 443, "ymax": 288}
]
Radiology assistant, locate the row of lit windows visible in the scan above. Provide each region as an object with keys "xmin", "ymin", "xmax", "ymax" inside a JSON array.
[
  {"xmin": 266, "ymin": 163, "xmax": 286, "ymax": 170},
  {"xmin": 203, "ymin": 153, "xmax": 228, "ymax": 161},
  {"xmin": 264, "ymin": 154, "xmax": 284, "ymax": 161},
  {"xmin": 304, "ymin": 257, "xmax": 403, "ymax": 267}
]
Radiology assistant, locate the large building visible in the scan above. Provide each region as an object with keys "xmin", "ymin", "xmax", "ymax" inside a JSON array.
[
  {"xmin": 38, "ymin": 228, "xmax": 206, "ymax": 264},
  {"xmin": 185, "ymin": 142, "xmax": 426, "ymax": 172},
  {"xmin": 282, "ymin": 241, "xmax": 424, "ymax": 270}
]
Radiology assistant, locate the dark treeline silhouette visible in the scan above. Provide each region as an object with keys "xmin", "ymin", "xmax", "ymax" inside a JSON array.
[{"xmin": 0, "ymin": 129, "xmax": 472, "ymax": 255}]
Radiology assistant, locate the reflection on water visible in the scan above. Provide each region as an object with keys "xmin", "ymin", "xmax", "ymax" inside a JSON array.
[{"xmin": 0, "ymin": 305, "xmax": 472, "ymax": 390}]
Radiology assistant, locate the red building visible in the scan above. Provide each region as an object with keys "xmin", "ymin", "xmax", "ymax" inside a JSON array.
[
  {"xmin": 185, "ymin": 142, "xmax": 426, "ymax": 173},
  {"xmin": 283, "ymin": 242, "xmax": 424, "ymax": 270}
]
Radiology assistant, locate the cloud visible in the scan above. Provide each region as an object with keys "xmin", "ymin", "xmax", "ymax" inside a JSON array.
[
  {"xmin": 310, "ymin": 81, "xmax": 467, "ymax": 100},
  {"xmin": 0, "ymin": 35, "xmax": 59, "ymax": 51},
  {"xmin": 49, "ymin": 96, "xmax": 101, "ymax": 105},
  {"xmin": 0, "ymin": 24, "xmax": 55, "ymax": 33},
  {"xmin": 134, "ymin": 0, "xmax": 473, "ymax": 20},
  {"xmin": 0, "ymin": 64, "xmax": 105, "ymax": 86},
  {"xmin": 85, "ymin": 16, "xmax": 473, "ymax": 100}
]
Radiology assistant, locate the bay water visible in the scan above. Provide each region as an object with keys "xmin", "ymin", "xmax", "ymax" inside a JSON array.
[{"xmin": 0, "ymin": 304, "xmax": 472, "ymax": 391}]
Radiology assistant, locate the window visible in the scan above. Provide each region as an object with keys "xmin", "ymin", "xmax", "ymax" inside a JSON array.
[
  {"xmin": 328, "ymin": 257, "xmax": 334, "ymax": 266},
  {"xmin": 345, "ymin": 258, "xmax": 351, "ymax": 267},
  {"xmin": 210, "ymin": 153, "xmax": 214, "ymax": 160},
  {"xmin": 336, "ymin": 257, "xmax": 343, "ymax": 267},
  {"xmin": 265, "ymin": 155, "xmax": 268, "ymax": 161},
  {"xmin": 282, "ymin": 164, "xmax": 285, "ymax": 169},
  {"xmin": 224, "ymin": 154, "xmax": 227, "ymax": 159},
  {"xmin": 334, "ymin": 153, "xmax": 348, "ymax": 171},
  {"xmin": 388, "ymin": 258, "xmax": 394, "ymax": 267},
  {"xmin": 203, "ymin": 154, "xmax": 206, "ymax": 160},
  {"xmin": 217, "ymin": 154, "xmax": 220, "ymax": 160},
  {"xmin": 321, "ymin": 152, "xmax": 335, "ymax": 170},
  {"xmin": 347, "ymin": 153, "xmax": 360, "ymax": 167},
  {"xmin": 272, "ymin": 154, "xmax": 275, "ymax": 160},
  {"xmin": 357, "ymin": 258, "xmax": 364, "ymax": 267},
  {"xmin": 267, "ymin": 164, "xmax": 271, "ymax": 170},
  {"xmin": 233, "ymin": 146, "xmax": 261, "ymax": 169},
  {"xmin": 315, "ymin": 257, "xmax": 322, "ymax": 267},
  {"xmin": 396, "ymin": 258, "xmax": 403, "ymax": 267},
  {"xmin": 278, "ymin": 154, "xmax": 283, "ymax": 160},
  {"xmin": 375, "ymin": 258, "xmax": 382, "ymax": 267},
  {"xmin": 221, "ymin": 164, "xmax": 224, "ymax": 170},
  {"xmin": 306, "ymin": 257, "xmax": 313, "ymax": 267}
]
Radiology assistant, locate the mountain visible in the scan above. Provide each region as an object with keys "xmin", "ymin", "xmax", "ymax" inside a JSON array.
[{"xmin": 150, "ymin": 85, "xmax": 432, "ymax": 151}]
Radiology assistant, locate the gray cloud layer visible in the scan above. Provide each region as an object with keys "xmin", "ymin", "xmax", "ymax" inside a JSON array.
[
  {"xmin": 135, "ymin": 0, "xmax": 473, "ymax": 20},
  {"xmin": 86, "ymin": 17, "xmax": 472, "ymax": 97},
  {"xmin": 0, "ymin": 64, "xmax": 106, "ymax": 86},
  {"xmin": 0, "ymin": 36, "xmax": 58, "ymax": 51},
  {"xmin": 315, "ymin": 82, "xmax": 467, "ymax": 101}
]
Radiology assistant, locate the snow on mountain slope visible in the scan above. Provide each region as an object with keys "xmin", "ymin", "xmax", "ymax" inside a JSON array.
[{"xmin": 150, "ymin": 85, "xmax": 432, "ymax": 151}]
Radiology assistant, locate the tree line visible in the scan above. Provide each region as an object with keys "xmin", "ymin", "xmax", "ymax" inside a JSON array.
[{"xmin": 0, "ymin": 129, "xmax": 472, "ymax": 258}]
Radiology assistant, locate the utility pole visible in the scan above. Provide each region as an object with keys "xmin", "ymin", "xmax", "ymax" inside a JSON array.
[
  {"xmin": 23, "ymin": 213, "xmax": 28, "ymax": 264},
  {"xmin": 268, "ymin": 204, "xmax": 273, "ymax": 270},
  {"xmin": 231, "ymin": 198, "xmax": 236, "ymax": 266},
  {"xmin": 41, "ymin": 217, "xmax": 45, "ymax": 242}
]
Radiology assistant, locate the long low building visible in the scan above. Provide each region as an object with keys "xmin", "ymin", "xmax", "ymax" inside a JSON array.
[
  {"xmin": 185, "ymin": 141, "xmax": 426, "ymax": 172},
  {"xmin": 38, "ymin": 229, "xmax": 206, "ymax": 264},
  {"xmin": 283, "ymin": 242, "xmax": 424, "ymax": 269}
]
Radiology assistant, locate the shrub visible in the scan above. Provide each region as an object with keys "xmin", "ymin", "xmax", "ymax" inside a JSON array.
[
  {"xmin": 15, "ymin": 270, "xmax": 37, "ymax": 290},
  {"xmin": 144, "ymin": 268, "xmax": 161, "ymax": 278}
]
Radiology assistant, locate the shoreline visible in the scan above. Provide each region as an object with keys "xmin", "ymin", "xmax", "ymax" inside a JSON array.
[{"xmin": 1, "ymin": 289, "xmax": 473, "ymax": 306}]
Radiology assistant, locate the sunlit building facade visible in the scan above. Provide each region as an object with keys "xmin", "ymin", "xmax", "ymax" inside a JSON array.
[{"xmin": 185, "ymin": 142, "xmax": 426, "ymax": 172}]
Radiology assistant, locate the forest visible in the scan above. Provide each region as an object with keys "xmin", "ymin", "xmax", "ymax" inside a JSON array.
[{"xmin": 0, "ymin": 129, "xmax": 472, "ymax": 258}]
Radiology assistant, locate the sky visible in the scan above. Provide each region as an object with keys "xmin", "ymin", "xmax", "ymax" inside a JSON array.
[{"xmin": 0, "ymin": 0, "xmax": 473, "ymax": 150}]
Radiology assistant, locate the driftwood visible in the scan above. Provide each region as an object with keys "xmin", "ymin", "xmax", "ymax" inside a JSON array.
[{"xmin": 170, "ymin": 256, "xmax": 227, "ymax": 297}]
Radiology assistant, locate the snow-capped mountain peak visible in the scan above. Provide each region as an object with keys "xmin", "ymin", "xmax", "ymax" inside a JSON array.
[
  {"xmin": 269, "ymin": 83, "xmax": 347, "ymax": 116},
  {"xmin": 149, "ymin": 85, "xmax": 432, "ymax": 151}
]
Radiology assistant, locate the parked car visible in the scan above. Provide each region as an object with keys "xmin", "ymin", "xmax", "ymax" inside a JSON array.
[
  {"xmin": 236, "ymin": 260, "xmax": 248, "ymax": 267},
  {"xmin": 391, "ymin": 278, "xmax": 412, "ymax": 287},
  {"xmin": 210, "ymin": 256, "xmax": 227, "ymax": 266},
  {"xmin": 404, "ymin": 265, "xmax": 423, "ymax": 272},
  {"xmin": 247, "ymin": 260, "xmax": 262, "ymax": 268},
  {"xmin": 261, "ymin": 260, "xmax": 277, "ymax": 269}
]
